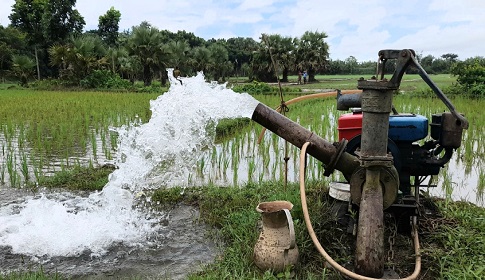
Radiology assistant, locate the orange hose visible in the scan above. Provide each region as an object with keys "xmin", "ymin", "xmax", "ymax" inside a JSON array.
[{"xmin": 257, "ymin": 90, "xmax": 362, "ymax": 144}]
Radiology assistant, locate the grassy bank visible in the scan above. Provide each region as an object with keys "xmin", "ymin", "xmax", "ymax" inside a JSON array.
[
  {"xmin": 148, "ymin": 182, "xmax": 484, "ymax": 280},
  {"xmin": 24, "ymin": 164, "xmax": 484, "ymax": 280}
]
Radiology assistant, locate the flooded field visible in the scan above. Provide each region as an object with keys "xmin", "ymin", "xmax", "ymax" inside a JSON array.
[{"xmin": 0, "ymin": 75, "xmax": 483, "ymax": 278}]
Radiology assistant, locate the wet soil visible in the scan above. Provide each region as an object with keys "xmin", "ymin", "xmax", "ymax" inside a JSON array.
[{"xmin": 0, "ymin": 187, "xmax": 219, "ymax": 280}]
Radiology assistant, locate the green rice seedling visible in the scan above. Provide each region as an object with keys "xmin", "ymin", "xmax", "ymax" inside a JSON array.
[
  {"xmin": 90, "ymin": 130, "xmax": 98, "ymax": 160},
  {"xmin": 211, "ymin": 146, "xmax": 217, "ymax": 167},
  {"xmin": 6, "ymin": 152, "xmax": 17, "ymax": 188},
  {"xmin": 230, "ymin": 139, "xmax": 240, "ymax": 169},
  {"xmin": 441, "ymin": 168, "xmax": 454, "ymax": 204},
  {"xmin": 478, "ymin": 170, "xmax": 485, "ymax": 203},
  {"xmin": 248, "ymin": 158, "xmax": 256, "ymax": 183},
  {"xmin": 187, "ymin": 173, "xmax": 193, "ymax": 186},
  {"xmin": 262, "ymin": 152, "xmax": 270, "ymax": 171},
  {"xmin": 258, "ymin": 169, "xmax": 265, "ymax": 183},
  {"xmin": 232, "ymin": 164, "xmax": 238, "ymax": 186},
  {"xmin": 197, "ymin": 157, "xmax": 206, "ymax": 176},
  {"xmin": 0, "ymin": 162, "xmax": 5, "ymax": 184},
  {"xmin": 20, "ymin": 151, "xmax": 29, "ymax": 182},
  {"xmin": 222, "ymin": 157, "xmax": 230, "ymax": 174},
  {"xmin": 0, "ymin": 90, "xmax": 158, "ymax": 186}
]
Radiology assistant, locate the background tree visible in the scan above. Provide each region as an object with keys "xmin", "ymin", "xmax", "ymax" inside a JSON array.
[
  {"xmin": 226, "ymin": 37, "xmax": 258, "ymax": 75},
  {"xmin": 263, "ymin": 34, "xmax": 296, "ymax": 82},
  {"xmin": 11, "ymin": 54, "xmax": 35, "ymax": 86},
  {"xmin": 251, "ymin": 42, "xmax": 274, "ymax": 82},
  {"xmin": 441, "ymin": 53, "xmax": 459, "ymax": 73},
  {"xmin": 167, "ymin": 40, "xmax": 190, "ymax": 73},
  {"xmin": 296, "ymin": 31, "xmax": 329, "ymax": 82},
  {"xmin": 49, "ymin": 34, "xmax": 107, "ymax": 83},
  {"xmin": 326, "ymin": 59, "xmax": 345, "ymax": 75},
  {"xmin": 190, "ymin": 46, "xmax": 211, "ymax": 74},
  {"xmin": 9, "ymin": 0, "xmax": 48, "ymax": 79},
  {"xmin": 0, "ymin": 42, "xmax": 14, "ymax": 78},
  {"xmin": 119, "ymin": 55, "xmax": 142, "ymax": 84},
  {"xmin": 208, "ymin": 43, "xmax": 229, "ymax": 81},
  {"xmin": 160, "ymin": 30, "xmax": 205, "ymax": 49},
  {"xmin": 450, "ymin": 56, "xmax": 485, "ymax": 97},
  {"xmin": 98, "ymin": 7, "xmax": 121, "ymax": 47},
  {"xmin": 0, "ymin": 25, "xmax": 27, "ymax": 80},
  {"xmin": 41, "ymin": 0, "xmax": 85, "ymax": 44},
  {"xmin": 106, "ymin": 46, "xmax": 128, "ymax": 74},
  {"xmin": 420, "ymin": 55, "xmax": 435, "ymax": 73},
  {"xmin": 126, "ymin": 24, "xmax": 166, "ymax": 86},
  {"xmin": 345, "ymin": 56, "xmax": 358, "ymax": 75},
  {"xmin": 48, "ymin": 43, "xmax": 69, "ymax": 72}
]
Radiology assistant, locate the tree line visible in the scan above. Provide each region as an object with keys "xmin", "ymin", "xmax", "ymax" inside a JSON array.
[{"xmin": 1, "ymin": 0, "xmax": 484, "ymax": 88}]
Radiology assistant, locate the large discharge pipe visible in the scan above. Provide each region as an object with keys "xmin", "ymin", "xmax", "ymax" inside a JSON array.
[{"xmin": 251, "ymin": 103, "xmax": 360, "ymax": 180}]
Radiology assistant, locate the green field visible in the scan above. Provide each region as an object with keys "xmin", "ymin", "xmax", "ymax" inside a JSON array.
[
  {"xmin": 229, "ymin": 74, "xmax": 457, "ymax": 92},
  {"xmin": 0, "ymin": 76, "xmax": 484, "ymax": 279}
]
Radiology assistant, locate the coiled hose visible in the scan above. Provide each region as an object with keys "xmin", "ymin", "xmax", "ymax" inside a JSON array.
[{"xmin": 299, "ymin": 142, "xmax": 421, "ymax": 280}]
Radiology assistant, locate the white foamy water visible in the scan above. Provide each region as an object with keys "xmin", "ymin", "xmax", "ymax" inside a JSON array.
[{"xmin": 0, "ymin": 71, "xmax": 260, "ymax": 258}]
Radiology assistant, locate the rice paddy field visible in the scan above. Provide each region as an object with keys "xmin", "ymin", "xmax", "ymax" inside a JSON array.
[
  {"xmin": 0, "ymin": 75, "xmax": 484, "ymax": 279},
  {"xmin": 0, "ymin": 90, "xmax": 159, "ymax": 189},
  {"xmin": 0, "ymin": 74, "xmax": 483, "ymax": 206}
]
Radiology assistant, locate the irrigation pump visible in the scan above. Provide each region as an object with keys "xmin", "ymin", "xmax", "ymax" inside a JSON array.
[{"xmin": 251, "ymin": 49, "xmax": 467, "ymax": 278}]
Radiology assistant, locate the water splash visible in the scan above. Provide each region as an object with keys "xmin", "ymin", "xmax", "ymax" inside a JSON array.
[{"xmin": 0, "ymin": 70, "xmax": 260, "ymax": 259}]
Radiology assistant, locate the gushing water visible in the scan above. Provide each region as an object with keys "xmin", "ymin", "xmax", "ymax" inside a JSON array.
[{"xmin": 0, "ymin": 71, "xmax": 259, "ymax": 262}]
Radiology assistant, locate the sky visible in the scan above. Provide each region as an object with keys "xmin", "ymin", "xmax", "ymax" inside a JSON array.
[{"xmin": 1, "ymin": 0, "xmax": 484, "ymax": 62}]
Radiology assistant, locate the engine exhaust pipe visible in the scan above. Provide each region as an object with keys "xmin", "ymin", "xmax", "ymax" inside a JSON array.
[{"xmin": 251, "ymin": 103, "xmax": 359, "ymax": 180}]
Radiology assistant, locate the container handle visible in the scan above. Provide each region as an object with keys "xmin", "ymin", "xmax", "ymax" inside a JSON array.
[{"xmin": 283, "ymin": 209, "xmax": 296, "ymax": 249}]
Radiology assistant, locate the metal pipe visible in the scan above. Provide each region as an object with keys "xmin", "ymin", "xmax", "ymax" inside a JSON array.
[
  {"xmin": 354, "ymin": 87, "xmax": 394, "ymax": 277},
  {"xmin": 252, "ymin": 103, "xmax": 360, "ymax": 180}
]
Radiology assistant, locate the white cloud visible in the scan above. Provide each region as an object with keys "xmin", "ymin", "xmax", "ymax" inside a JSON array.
[
  {"xmin": 0, "ymin": 0, "xmax": 15, "ymax": 26},
  {"xmin": 0, "ymin": 0, "xmax": 483, "ymax": 61},
  {"xmin": 237, "ymin": 0, "xmax": 276, "ymax": 11}
]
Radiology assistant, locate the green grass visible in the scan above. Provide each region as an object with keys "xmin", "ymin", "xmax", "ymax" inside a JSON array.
[
  {"xmin": 35, "ymin": 164, "xmax": 116, "ymax": 191},
  {"xmin": 420, "ymin": 199, "xmax": 485, "ymax": 279},
  {"xmin": 152, "ymin": 181, "xmax": 345, "ymax": 280},
  {"xmin": 0, "ymin": 269, "xmax": 61, "ymax": 280},
  {"xmin": 149, "ymin": 181, "xmax": 485, "ymax": 280},
  {"xmin": 215, "ymin": 118, "xmax": 252, "ymax": 143},
  {"xmin": 229, "ymin": 74, "xmax": 457, "ymax": 93}
]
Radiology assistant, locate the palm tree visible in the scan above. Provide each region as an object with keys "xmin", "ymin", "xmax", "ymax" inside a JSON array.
[
  {"xmin": 48, "ymin": 43, "xmax": 70, "ymax": 70},
  {"xmin": 251, "ymin": 46, "xmax": 274, "ymax": 82},
  {"xmin": 296, "ymin": 31, "xmax": 329, "ymax": 82},
  {"xmin": 12, "ymin": 55, "xmax": 36, "ymax": 86},
  {"xmin": 190, "ymin": 46, "xmax": 211, "ymax": 74},
  {"xmin": 208, "ymin": 43, "xmax": 229, "ymax": 82},
  {"xmin": 167, "ymin": 40, "xmax": 190, "ymax": 71},
  {"xmin": 71, "ymin": 35, "xmax": 107, "ymax": 78},
  {"xmin": 126, "ymin": 25, "xmax": 166, "ymax": 86},
  {"xmin": 262, "ymin": 34, "xmax": 296, "ymax": 82},
  {"xmin": 49, "ymin": 35, "xmax": 108, "ymax": 82},
  {"xmin": 107, "ymin": 47, "xmax": 128, "ymax": 74},
  {"xmin": 119, "ymin": 55, "xmax": 142, "ymax": 84}
]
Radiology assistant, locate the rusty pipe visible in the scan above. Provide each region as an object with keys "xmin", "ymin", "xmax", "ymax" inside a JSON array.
[{"xmin": 252, "ymin": 103, "xmax": 360, "ymax": 180}]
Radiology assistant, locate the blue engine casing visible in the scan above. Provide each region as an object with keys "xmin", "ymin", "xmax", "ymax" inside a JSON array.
[{"xmin": 388, "ymin": 114, "xmax": 428, "ymax": 142}]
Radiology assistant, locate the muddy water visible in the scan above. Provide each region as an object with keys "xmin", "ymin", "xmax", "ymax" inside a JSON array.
[
  {"xmin": 0, "ymin": 188, "xmax": 217, "ymax": 279},
  {"xmin": 0, "ymin": 71, "xmax": 259, "ymax": 278}
]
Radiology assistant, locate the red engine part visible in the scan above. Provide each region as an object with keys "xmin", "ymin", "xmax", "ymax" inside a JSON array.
[{"xmin": 338, "ymin": 111, "xmax": 363, "ymax": 141}]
